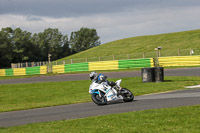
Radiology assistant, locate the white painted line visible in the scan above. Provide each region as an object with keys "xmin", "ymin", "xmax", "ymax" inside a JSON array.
[{"xmin": 185, "ymin": 85, "xmax": 200, "ymax": 88}]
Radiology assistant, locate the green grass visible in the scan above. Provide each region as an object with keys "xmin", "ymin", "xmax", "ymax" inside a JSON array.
[
  {"xmin": 1, "ymin": 105, "xmax": 200, "ymax": 133},
  {"xmin": 0, "ymin": 75, "xmax": 43, "ymax": 80},
  {"xmin": 56, "ymin": 29, "xmax": 200, "ymax": 64},
  {"xmin": 0, "ymin": 76, "xmax": 200, "ymax": 112}
]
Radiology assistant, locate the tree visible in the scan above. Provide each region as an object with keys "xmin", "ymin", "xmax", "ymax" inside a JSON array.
[
  {"xmin": 0, "ymin": 27, "xmax": 13, "ymax": 68},
  {"xmin": 61, "ymin": 34, "xmax": 71, "ymax": 57},
  {"xmin": 69, "ymin": 27, "xmax": 100, "ymax": 53},
  {"xmin": 12, "ymin": 28, "xmax": 36, "ymax": 63},
  {"xmin": 35, "ymin": 28, "xmax": 64, "ymax": 61},
  {"xmin": 0, "ymin": 27, "xmax": 100, "ymax": 68}
]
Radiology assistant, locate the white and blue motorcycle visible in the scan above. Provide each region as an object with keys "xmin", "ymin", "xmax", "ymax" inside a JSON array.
[{"xmin": 89, "ymin": 78, "xmax": 134, "ymax": 105}]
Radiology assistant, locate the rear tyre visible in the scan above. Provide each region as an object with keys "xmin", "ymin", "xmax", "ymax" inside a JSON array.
[
  {"xmin": 120, "ymin": 88, "xmax": 134, "ymax": 102},
  {"xmin": 91, "ymin": 93, "xmax": 107, "ymax": 105}
]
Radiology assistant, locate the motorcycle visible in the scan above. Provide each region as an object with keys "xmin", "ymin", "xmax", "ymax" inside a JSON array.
[{"xmin": 89, "ymin": 79, "xmax": 134, "ymax": 105}]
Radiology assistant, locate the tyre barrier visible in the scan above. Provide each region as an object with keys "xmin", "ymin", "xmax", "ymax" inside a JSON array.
[{"xmin": 141, "ymin": 67, "xmax": 164, "ymax": 83}]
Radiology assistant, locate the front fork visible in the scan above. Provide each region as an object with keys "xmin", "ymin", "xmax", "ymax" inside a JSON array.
[{"xmin": 98, "ymin": 90, "xmax": 102, "ymax": 98}]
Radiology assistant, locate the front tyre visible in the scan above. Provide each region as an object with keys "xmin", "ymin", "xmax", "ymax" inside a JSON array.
[
  {"xmin": 91, "ymin": 93, "xmax": 107, "ymax": 105},
  {"xmin": 120, "ymin": 88, "xmax": 134, "ymax": 102}
]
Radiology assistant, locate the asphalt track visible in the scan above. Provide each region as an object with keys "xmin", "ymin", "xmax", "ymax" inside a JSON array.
[
  {"xmin": 0, "ymin": 67, "xmax": 200, "ymax": 127},
  {"xmin": 0, "ymin": 67, "xmax": 200, "ymax": 84},
  {"xmin": 0, "ymin": 88, "xmax": 200, "ymax": 127}
]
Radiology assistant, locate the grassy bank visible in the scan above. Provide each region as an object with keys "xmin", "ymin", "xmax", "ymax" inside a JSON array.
[
  {"xmin": 0, "ymin": 76, "xmax": 200, "ymax": 112},
  {"xmin": 57, "ymin": 29, "xmax": 200, "ymax": 64},
  {"xmin": 1, "ymin": 105, "xmax": 200, "ymax": 133}
]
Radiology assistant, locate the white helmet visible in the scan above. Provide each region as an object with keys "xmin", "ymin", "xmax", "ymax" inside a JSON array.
[{"xmin": 90, "ymin": 71, "xmax": 98, "ymax": 80}]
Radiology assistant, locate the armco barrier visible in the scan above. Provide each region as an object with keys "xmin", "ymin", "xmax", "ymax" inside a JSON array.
[
  {"xmin": 13, "ymin": 68, "xmax": 26, "ymax": 76},
  {"xmin": 39, "ymin": 66, "xmax": 47, "ymax": 74},
  {"xmin": 52, "ymin": 63, "xmax": 89, "ymax": 73},
  {"xmin": 89, "ymin": 61, "xmax": 118, "ymax": 71},
  {"xmin": 0, "ymin": 66, "xmax": 47, "ymax": 76},
  {"xmin": 53, "ymin": 65, "xmax": 65, "ymax": 73},
  {"xmin": 0, "ymin": 58, "xmax": 154, "ymax": 76},
  {"xmin": 0, "ymin": 69, "xmax": 6, "ymax": 76},
  {"xmin": 26, "ymin": 66, "xmax": 41, "ymax": 75},
  {"xmin": 118, "ymin": 58, "xmax": 154, "ymax": 69},
  {"xmin": 158, "ymin": 56, "xmax": 200, "ymax": 67},
  {"xmin": 65, "ymin": 63, "xmax": 89, "ymax": 72},
  {"xmin": 5, "ymin": 69, "xmax": 13, "ymax": 76},
  {"xmin": 52, "ymin": 58, "xmax": 154, "ymax": 73}
]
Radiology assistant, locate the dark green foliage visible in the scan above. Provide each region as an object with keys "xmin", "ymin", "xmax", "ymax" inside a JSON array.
[
  {"xmin": 34, "ymin": 28, "xmax": 64, "ymax": 61},
  {"xmin": 0, "ymin": 27, "xmax": 100, "ymax": 68},
  {"xmin": 0, "ymin": 27, "xmax": 14, "ymax": 68},
  {"xmin": 70, "ymin": 27, "xmax": 100, "ymax": 53}
]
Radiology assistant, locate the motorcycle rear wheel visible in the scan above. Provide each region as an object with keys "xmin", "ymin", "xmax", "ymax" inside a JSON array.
[{"xmin": 91, "ymin": 93, "xmax": 107, "ymax": 105}]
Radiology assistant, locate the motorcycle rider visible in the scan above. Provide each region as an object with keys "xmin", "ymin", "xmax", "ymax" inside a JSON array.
[{"xmin": 89, "ymin": 71, "xmax": 116, "ymax": 87}]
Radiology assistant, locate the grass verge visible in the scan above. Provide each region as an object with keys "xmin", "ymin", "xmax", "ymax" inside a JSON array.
[
  {"xmin": 0, "ymin": 105, "xmax": 200, "ymax": 133},
  {"xmin": 0, "ymin": 76, "xmax": 200, "ymax": 112}
]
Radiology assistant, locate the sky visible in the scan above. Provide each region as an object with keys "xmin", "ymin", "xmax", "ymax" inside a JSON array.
[{"xmin": 0, "ymin": 0, "xmax": 200, "ymax": 44}]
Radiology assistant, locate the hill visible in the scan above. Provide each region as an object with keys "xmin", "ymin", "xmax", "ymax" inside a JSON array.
[{"xmin": 56, "ymin": 29, "xmax": 200, "ymax": 64}]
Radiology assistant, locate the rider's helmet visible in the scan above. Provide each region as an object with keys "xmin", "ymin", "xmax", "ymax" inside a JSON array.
[{"xmin": 89, "ymin": 71, "xmax": 98, "ymax": 80}]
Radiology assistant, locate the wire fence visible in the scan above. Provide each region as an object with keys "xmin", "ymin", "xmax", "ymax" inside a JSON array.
[
  {"xmin": 11, "ymin": 48, "xmax": 200, "ymax": 68},
  {"xmin": 11, "ymin": 61, "xmax": 48, "ymax": 68},
  {"xmin": 53, "ymin": 48, "xmax": 200, "ymax": 65}
]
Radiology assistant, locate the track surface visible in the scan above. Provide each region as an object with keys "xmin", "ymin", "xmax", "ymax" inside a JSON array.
[
  {"xmin": 0, "ymin": 67, "xmax": 200, "ymax": 84},
  {"xmin": 0, "ymin": 68, "xmax": 200, "ymax": 127},
  {"xmin": 0, "ymin": 88, "xmax": 200, "ymax": 127}
]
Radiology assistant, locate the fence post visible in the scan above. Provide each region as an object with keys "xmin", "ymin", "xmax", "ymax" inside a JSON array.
[
  {"xmin": 71, "ymin": 59, "xmax": 73, "ymax": 64},
  {"xmin": 190, "ymin": 48, "xmax": 194, "ymax": 56},
  {"xmin": 47, "ymin": 61, "xmax": 52, "ymax": 73},
  {"xmin": 158, "ymin": 50, "xmax": 161, "ymax": 57},
  {"xmin": 127, "ymin": 54, "xmax": 130, "ymax": 59},
  {"xmin": 113, "ymin": 55, "xmax": 115, "ymax": 60},
  {"xmin": 143, "ymin": 52, "xmax": 145, "ymax": 58},
  {"xmin": 17, "ymin": 63, "xmax": 20, "ymax": 68},
  {"xmin": 178, "ymin": 48, "xmax": 180, "ymax": 56}
]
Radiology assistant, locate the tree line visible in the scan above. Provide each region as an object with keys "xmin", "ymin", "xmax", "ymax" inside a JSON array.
[{"xmin": 0, "ymin": 27, "xmax": 100, "ymax": 68}]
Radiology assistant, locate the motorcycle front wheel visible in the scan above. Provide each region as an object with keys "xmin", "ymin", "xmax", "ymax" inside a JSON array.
[
  {"xmin": 120, "ymin": 88, "xmax": 134, "ymax": 102},
  {"xmin": 91, "ymin": 93, "xmax": 107, "ymax": 105}
]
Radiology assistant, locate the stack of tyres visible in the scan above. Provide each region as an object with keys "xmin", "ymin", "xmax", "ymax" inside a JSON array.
[
  {"xmin": 141, "ymin": 68, "xmax": 155, "ymax": 82},
  {"xmin": 141, "ymin": 67, "xmax": 164, "ymax": 82},
  {"xmin": 154, "ymin": 67, "xmax": 164, "ymax": 82}
]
